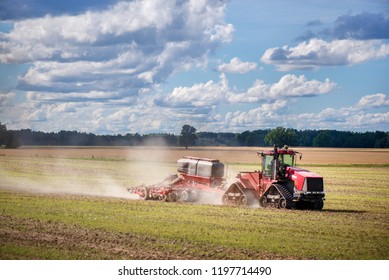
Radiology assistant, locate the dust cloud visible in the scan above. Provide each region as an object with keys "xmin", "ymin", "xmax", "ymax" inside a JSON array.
[
  {"xmin": 0, "ymin": 166, "xmax": 136, "ymax": 200},
  {"xmin": 0, "ymin": 144, "xmax": 184, "ymax": 201},
  {"xmin": 0, "ymin": 145, "xmax": 246, "ymax": 206},
  {"xmin": 0, "ymin": 156, "xmax": 139, "ymax": 199}
]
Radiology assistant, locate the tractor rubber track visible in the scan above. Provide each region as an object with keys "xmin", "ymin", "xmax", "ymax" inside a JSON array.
[
  {"xmin": 241, "ymin": 188, "xmax": 257, "ymax": 206},
  {"xmin": 274, "ymin": 184, "xmax": 294, "ymax": 209}
]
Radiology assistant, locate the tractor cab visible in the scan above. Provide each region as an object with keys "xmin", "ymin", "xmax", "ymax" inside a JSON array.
[{"xmin": 258, "ymin": 145, "xmax": 300, "ymax": 180}]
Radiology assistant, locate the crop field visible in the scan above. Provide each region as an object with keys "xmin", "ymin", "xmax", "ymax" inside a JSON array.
[{"xmin": 0, "ymin": 146, "xmax": 388, "ymax": 260}]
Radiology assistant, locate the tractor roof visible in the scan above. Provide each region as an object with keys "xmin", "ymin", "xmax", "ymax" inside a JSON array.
[{"xmin": 258, "ymin": 148, "xmax": 298, "ymax": 156}]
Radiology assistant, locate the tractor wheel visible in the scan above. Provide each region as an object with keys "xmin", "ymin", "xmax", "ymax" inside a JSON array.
[
  {"xmin": 239, "ymin": 195, "xmax": 248, "ymax": 206},
  {"xmin": 241, "ymin": 189, "xmax": 256, "ymax": 206},
  {"xmin": 259, "ymin": 196, "xmax": 268, "ymax": 208}
]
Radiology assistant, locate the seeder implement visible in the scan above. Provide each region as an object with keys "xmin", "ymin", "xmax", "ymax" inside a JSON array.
[{"xmin": 128, "ymin": 157, "xmax": 226, "ymax": 202}]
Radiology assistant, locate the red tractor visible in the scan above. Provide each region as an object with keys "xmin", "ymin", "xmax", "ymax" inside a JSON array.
[{"xmin": 223, "ymin": 145, "xmax": 325, "ymax": 210}]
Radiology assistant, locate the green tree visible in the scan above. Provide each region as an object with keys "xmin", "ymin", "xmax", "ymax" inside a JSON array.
[
  {"xmin": 0, "ymin": 122, "xmax": 20, "ymax": 148},
  {"xmin": 179, "ymin": 124, "xmax": 197, "ymax": 149},
  {"xmin": 313, "ymin": 131, "xmax": 334, "ymax": 147},
  {"xmin": 0, "ymin": 122, "xmax": 7, "ymax": 146},
  {"xmin": 374, "ymin": 132, "xmax": 389, "ymax": 148},
  {"xmin": 264, "ymin": 127, "xmax": 297, "ymax": 147}
]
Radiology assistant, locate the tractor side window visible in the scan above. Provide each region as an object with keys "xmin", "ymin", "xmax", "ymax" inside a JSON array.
[{"xmin": 263, "ymin": 155, "xmax": 273, "ymax": 177}]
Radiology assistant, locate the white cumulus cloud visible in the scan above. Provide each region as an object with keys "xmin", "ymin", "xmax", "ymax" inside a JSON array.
[
  {"xmin": 224, "ymin": 93, "xmax": 389, "ymax": 132},
  {"xmin": 261, "ymin": 39, "xmax": 389, "ymax": 71},
  {"xmin": 158, "ymin": 74, "xmax": 335, "ymax": 108},
  {"xmin": 228, "ymin": 74, "xmax": 336, "ymax": 103},
  {"xmin": 217, "ymin": 57, "xmax": 257, "ymax": 73},
  {"xmin": 0, "ymin": 0, "xmax": 233, "ymax": 98},
  {"xmin": 356, "ymin": 93, "xmax": 389, "ymax": 109},
  {"xmin": 225, "ymin": 100, "xmax": 289, "ymax": 130},
  {"xmin": 160, "ymin": 73, "xmax": 230, "ymax": 107},
  {"xmin": 295, "ymin": 93, "xmax": 389, "ymax": 130}
]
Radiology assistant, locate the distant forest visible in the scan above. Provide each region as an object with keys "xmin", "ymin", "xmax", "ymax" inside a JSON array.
[{"xmin": 1, "ymin": 123, "xmax": 388, "ymax": 148}]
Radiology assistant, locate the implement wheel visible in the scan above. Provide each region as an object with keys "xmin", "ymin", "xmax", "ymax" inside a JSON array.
[
  {"xmin": 139, "ymin": 187, "xmax": 149, "ymax": 200},
  {"xmin": 167, "ymin": 192, "xmax": 178, "ymax": 202},
  {"xmin": 189, "ymin": 190, "xmax": 199, "ymax": 202},
  {"xmin": 179, "ymin": 190, "xmax": 189, "ymax": 202}
]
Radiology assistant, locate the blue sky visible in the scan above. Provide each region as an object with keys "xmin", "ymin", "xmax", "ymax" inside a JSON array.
[{"xmin": 0, "ymin": 0, "xmax": 388, "ymax": 134}]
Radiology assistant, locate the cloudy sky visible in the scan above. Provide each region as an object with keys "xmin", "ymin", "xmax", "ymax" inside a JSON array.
[{"xmin": 0, "ymin": 0, "xmax": 388, "ymax": 134}]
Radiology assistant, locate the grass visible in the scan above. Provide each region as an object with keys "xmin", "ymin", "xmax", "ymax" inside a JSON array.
[
  {"xmin": 1, "ymin": 190, "xmax": 388, "ymax": 259},
  {"xmin": 1, "ymin": 154, "xmax": 389, "ymax": 260}
]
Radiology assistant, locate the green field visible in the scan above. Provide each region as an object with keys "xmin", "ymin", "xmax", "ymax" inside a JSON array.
[{"xmin": 0, "ymin": 152, "xmax": 388, "ymax": 260}]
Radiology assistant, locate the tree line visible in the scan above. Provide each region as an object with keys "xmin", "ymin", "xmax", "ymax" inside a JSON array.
[
  {"xmin": 1, "ymin": 123, "xmax": 388, "ymax": 148},
  {"xmin": 197, "ymin": 127, "xmax": 389, "ymax": 148}
]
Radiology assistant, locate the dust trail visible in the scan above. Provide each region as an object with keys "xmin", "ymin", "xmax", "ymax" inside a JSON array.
[
  {"xmin": 0, "ymin": 156, "xmax": 140, "ymax": 199},
  {"xmin": 0, "ymin": 146, "xmax": 254, "ymax": 206},
  {"xmin": 0, "ymin": 169, "xmax": 138, "ymax": 199},
  {"xmin": 196, "ymin": 191, "xmax": 224, "ymax": 205},
  {"xmin": 0, "ymin": 144, "xmax": 181, "ymax": 200}
]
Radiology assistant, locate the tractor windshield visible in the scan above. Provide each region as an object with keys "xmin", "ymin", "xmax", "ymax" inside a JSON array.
[
  {"xmin": 261, "ymin": 152, "xmax": 295, "ymax": 179},
  {"xmin": 281, "ymin": 154, "xmax": 294, "ymax": 166}
]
